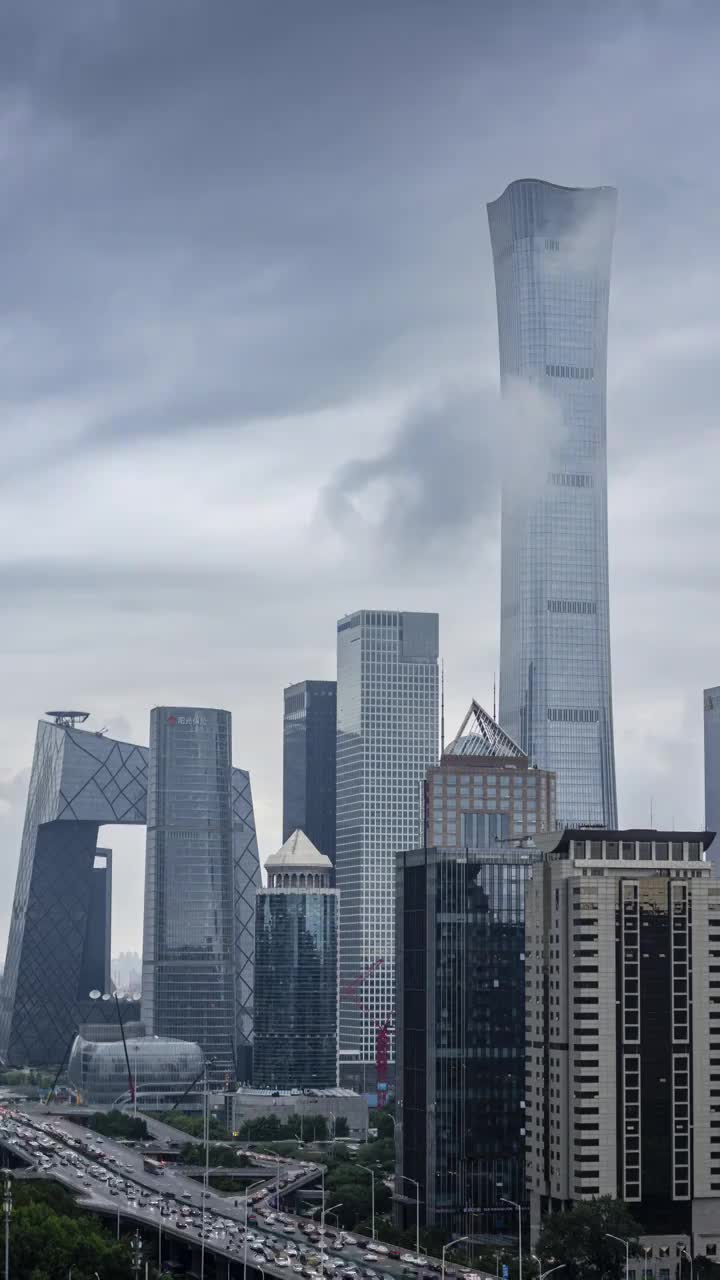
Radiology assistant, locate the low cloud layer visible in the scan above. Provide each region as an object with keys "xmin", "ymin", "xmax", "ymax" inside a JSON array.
[{"xmin": 1, "ymin": 0, "xmax": 720, "ymax": 953}]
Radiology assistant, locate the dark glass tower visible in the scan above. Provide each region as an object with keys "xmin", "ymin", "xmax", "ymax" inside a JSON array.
[
  {"xmin": 283, "ymin": 681, "xmax": 337, "ymax": 862},
  {"xmin": 396, "ymin": 844, "xmax": 538, "ymax": 1234},
  {"xmin": 253, "ymin": 830, "xmax": 338, "ymax": 1090},
  {"xmin": 142, "ymin": 707, "xmax": 237, "ymax": 1088}
]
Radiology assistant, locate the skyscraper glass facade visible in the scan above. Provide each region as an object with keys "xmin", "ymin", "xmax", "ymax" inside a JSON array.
[
  {"xmin": 487, "ymin": 179, "xmax": 618, "ymax": 827},
  {"xmin": 396, "ymin": 845, "xmax": 537, "ymax": 1233},
  {"xmin": 283, "ymin": 680, "xmax": 337, "ymax": 862},
  {"xmin": 704, "ymin": 686, "xmax": 720, "ymax": 870},
  {"xmin": 336, "ymin": 610, "xmax": 439, "ymax": 1082},
  {"xmin": 253, "ymin": 883, "xmax": 338, "ymax": 1091},
  {"xmin": 142, "ymin": 707, "xmax": 237, "ymax": 1088},
  {"xmin": 1, "ymin": 713, "xmax": 260, "ymax": 1072}
]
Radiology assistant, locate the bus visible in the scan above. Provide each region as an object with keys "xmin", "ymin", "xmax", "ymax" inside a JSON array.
[{"xmin": 143, "ymin": 1156, "xmax": 164, "ymax": 1176}]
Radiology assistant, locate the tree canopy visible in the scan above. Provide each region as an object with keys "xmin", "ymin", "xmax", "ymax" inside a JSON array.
[
  {"xmin": 9, "ymin": 1181, "xmax": 133, "ymax": 1280},
  {"xmin": 87, "ymin": 1109, "xmax": 149, "ymax": 1140},
  {"xmin": 535, "ymin": 1197, "xmax": 642, "ymax": 1280}
]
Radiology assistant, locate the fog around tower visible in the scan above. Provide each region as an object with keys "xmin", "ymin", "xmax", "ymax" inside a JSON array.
[{"xmin": 0, "ymin": 0, "xmax": 718, "ymax": 951}]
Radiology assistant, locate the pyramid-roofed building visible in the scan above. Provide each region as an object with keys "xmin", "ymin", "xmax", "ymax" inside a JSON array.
[
  {"xmin": 264, "ymin": 828, "xmax": 333, "ymax": 874},
  {"xmin": 443, "ymin": 699, "xmax": 526, "ymax": 760}
]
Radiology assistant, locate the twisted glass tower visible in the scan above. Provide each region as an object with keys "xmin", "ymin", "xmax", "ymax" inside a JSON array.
[{"xmin": 487, "ymin": 179, "xmax": 618, "ymax": 827}]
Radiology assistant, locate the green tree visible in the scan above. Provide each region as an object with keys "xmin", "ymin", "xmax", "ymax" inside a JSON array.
[
  {"xmin": 158, "ymin": 1111, "xmax": 228, "ymax": 1140},
  {"xmin": 535, "ymin": 1197, "xmax": 642, "ymax": 1280},
  {"xmin": 353, "ymin": 1135, "xmax": 394, "ymax": 1171},
  {"xmin": 9, "ymin": 1182, "xmax": 132, "ymax": 1280},
  {"xmin": 323, "ymin": 1162, "xmax": 392, "ymax": 1229},
  {"xmin": 88, "ymin": 1109, "xmax": 149, "ymax": 1140},
  {"xmin": 369, "ymin": 1104, "xmax": 396, "ymax": 1140},
  {"xmin": 179, "ymin": 1142, "xmax": 253, "ymax": 1168}
]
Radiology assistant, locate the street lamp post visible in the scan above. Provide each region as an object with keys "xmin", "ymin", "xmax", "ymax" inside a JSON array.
[
  {"xmin": 501, "ymin": 1198, "xmax": 523, "ymax": 1280},
  {"xmin": 130, "ymin": 1228, "xmax": 143, "ymax": 1280},
  {"xmin": 243, "ymin": 1179, "xmax": 267, "ymax": 1280},
  {"xmin": 396, "ymin": 1174, "xmax": 421, "ymax": 1262},
  {"xmin": 531, "ymin": 1254, "xmax": 566, "ymax": 1280},
  {"xmin": 158, "ymin": 1199, "xmax": 163, "ymax": 1272},
  {"xmin": 321, "ymin": 1203, "xmax": 342, "ymax": 1278},
  {"xmin": 681, "ymin": 1246, "xmax": 694, "ymax": 1280},
  {"xmin": 442, "ymin": 1236, "xmax": 470, "ymax": 1280},
  {"xmin": 3, "ymin": 1172, "xmax": 11, "ymax": 1280},
  {"xmin": 642, "ymin": 1246, "xmax": 652, "ymax": 1280},
  {"xmin": 606, "ymin": 1233, "xmax": 630, "ymax": 1280},
  {"xmin": 200, "ymin": 1056, "xmax": 216, "ymax": 1280},
  {"xmin": 356, "ymin": 1164, "xmax": 376, "ymax": 1240}
]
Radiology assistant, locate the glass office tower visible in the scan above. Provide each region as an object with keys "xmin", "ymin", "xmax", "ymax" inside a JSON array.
[
  {"xmin": 396, "ymin": 844, "xmax": 538, "ymax": 1233},
  {"xmin": 283, "ymin": 680, "xmax": 337, "ymax": 862},
  {"xmin": 142, "ymin": 707, "xmax": 236, "ymax": 1087},
  {"xmin": 336, "ymin": 610, "xmax": 439, "ymax": 1088},
  {"xmin": 487, "ymin": 179, "xmax": 618, "ymax": 827},
  {"xmin": 253, "ymin": 830, "xmax": 338, "ymax": 1090}
]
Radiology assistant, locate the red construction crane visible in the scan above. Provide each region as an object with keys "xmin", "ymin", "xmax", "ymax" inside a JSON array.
[{"xmin": 341, "ymin": 958, "xmax": 394, "ymax": 1106}]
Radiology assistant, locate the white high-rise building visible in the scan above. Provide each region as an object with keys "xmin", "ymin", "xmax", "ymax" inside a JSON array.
[
  {"xmin": 704, "ymin": 686, "xmax": 720, "ymax": 870},
  {"xmin": 526, "ymin": 828, "xmax": 720, "ymax": 1257},
  {"xmin": 335, "ymin": 609, "xmax": 439, "ymax": 1090}
]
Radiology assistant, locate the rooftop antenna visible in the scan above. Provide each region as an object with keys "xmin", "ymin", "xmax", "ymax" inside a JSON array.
[
  {"xmin": 46, "ymin": 711, "xmax": 90, "ymax": 729},
  {"xmin": 650, "ymin": 795, "xmax": 654, "ymax": 827},
  {"xmin": 441, "ymin": 660, "xmax": 445, "ymax": 754},
  {"xmin": 493, "ymin": 672, "xmax": 497, "ymax": 722}
]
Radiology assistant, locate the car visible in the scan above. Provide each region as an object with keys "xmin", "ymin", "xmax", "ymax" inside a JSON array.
[
  {"xmin": 175, "ymin": 1219, "xmax": 188, "ymax": 1229},
  {"xmin": 389, "ymin": 1251, "xmax": 402, "ymax": 1260}
]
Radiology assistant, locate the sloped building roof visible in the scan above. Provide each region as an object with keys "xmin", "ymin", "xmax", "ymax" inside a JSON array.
[
  {"xmin": 264, "ymin": 828, "xmax": 333, "ymax": 871},
  {"xmin": 444, "ymin": 699, "xmax": 527, "ymax": 760}
]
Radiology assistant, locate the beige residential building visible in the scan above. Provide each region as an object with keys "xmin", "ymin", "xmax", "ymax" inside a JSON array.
[{"xmin": 526, "ymin": 828, "xmax": 720, "ymax": 1266}]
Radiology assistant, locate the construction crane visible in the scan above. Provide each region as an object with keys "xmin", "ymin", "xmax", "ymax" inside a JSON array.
[{"xmin": 340, "ymin": 958, "xmax": 394, "ymax": 1106}]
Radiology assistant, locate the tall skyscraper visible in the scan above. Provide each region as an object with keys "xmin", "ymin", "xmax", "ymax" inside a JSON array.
[
  {"xmin": 525, "ymin": 828, "xmax": 719, "ymax": 1256},
  {"xmin": 704, "ymin": 686, "xmax": 720, "ymax": 869},
  {"xmin": 253, "ymin": 829, "xmax": 338, "ymax": 1090},
  {"xmin": 487, "ymin": 179, "xmax": 618, "ymax": 827},
  {"xmin": 396, "ymin": 842, "xmax": 540, "ymax": 1236},
  {"xmin": 336, "ymin": 610, "xmax": 439, "ymax": 1090},
  {"xmin": 0, "ymin": 711, "xmax": 260, "ymax": 1071},
  {"xmin": 142, "ymin": 707, "xmax": 237, "ymax": 1087},
  {"xmin": 283, "ymin": 680, "xmax": 337, "ymax": 862}
]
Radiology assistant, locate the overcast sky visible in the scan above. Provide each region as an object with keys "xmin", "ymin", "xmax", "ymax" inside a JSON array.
[{"xmin": 1, "ymin": 0, "xmax": 719, "ymax": 956}]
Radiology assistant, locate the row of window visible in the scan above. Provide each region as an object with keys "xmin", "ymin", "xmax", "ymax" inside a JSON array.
[
  {"xmin": 548, "ymin": 471, "xmax": 593, "ymax": 488},
  {"xmin": 545, "ymin": 363, "xmax": 595, "ymax": 380},
  {"xmin": 547, "ymin": 708, "xmax": 600, "ymax": 723},
  {"xmin": 548, "ymin": 599, "xmax": 598, "ymax": 616}
]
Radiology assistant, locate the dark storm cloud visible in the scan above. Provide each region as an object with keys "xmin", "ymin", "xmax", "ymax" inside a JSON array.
[{"xmin": 2, "ymin": 0, "xmax": 720, "ymax": 946}]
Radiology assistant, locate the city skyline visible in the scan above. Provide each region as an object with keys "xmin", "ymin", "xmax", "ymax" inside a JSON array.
[{"xmin": 2, "ymin": 1, "xmax": 719, "ymax": 956}]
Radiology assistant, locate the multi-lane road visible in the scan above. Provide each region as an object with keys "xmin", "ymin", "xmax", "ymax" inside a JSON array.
[{"xmin": 0, "ymin": 1106, "xmax": 488, "ymax": 1280}]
